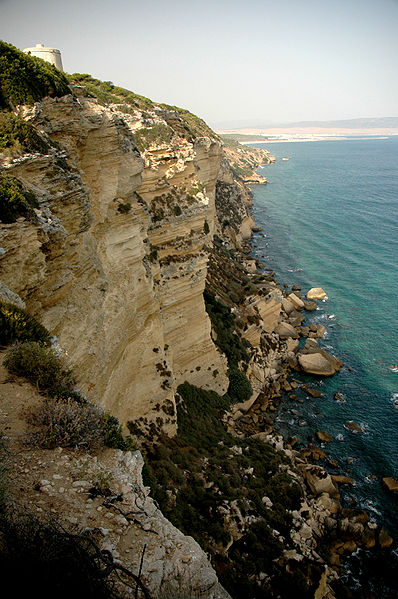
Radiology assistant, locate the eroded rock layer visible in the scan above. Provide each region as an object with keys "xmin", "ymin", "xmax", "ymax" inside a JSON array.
[{"xmin": 1, "ymin": 93, "xmax": 231, "ymax": 435}]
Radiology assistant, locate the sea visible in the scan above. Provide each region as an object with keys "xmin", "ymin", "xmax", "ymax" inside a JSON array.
[{"xmin": 250, "ymin": 136, "xmax": 398, "ymax": 597}]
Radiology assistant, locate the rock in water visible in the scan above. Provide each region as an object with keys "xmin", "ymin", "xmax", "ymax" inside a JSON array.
[
  {"xmin": 344, "ymin": 421, "xmax": 363, "ymax": 433},
  {"xmin": 304, "ymin": 387, "xmax": 323, "ymax": 398},
  {"xmin": 306, "ymin": 288, "xmax": 328, "ymax": 300},
  {"xmin": 298, "ymin": 339, "xmax": 343, "ymax": 376},
  {"xmin": 303, "ymin": 300, "xmax": 317, "ymax": 311},
  {"xmin": 316, "ymin": 431, "xmax": 333, "ymax": 443},
  {"xmin": 298, "ymin": 353, "xmax": 337, "ymax": 376},
  {"xmin": 378, "ymin": 527, "xmax": 393, "ymax": 548},
  {"xmin": 382, "ymin": 477, "xmax": 398, "ymax": 493}
]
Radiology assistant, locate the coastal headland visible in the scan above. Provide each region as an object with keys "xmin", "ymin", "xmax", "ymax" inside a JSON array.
[{"xmin": 0, "ymin": 41, "xmax": 395, "ymax": 599}]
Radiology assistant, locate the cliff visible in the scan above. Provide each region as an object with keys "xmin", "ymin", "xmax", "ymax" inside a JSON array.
[
  {"xmin": 1, "ymin": 84, "xmax": 231, "ymax": 438},
  {"xmin": 1, "ymin": 43, "xmax": 387, "ymax": 599}
]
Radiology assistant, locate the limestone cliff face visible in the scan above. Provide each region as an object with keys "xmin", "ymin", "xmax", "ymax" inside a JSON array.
[{"xmin": 0, "ymin": 93, "xmax": 228, "ymax": 435}]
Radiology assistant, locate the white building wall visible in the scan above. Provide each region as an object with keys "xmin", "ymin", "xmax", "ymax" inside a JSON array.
[{"xmin": 23, "ymin": 43, "xmax": 64, "ymax": 71}]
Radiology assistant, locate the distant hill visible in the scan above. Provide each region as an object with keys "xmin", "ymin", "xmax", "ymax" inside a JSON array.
[
  {"xmin": 213, "ymin": 116, "xmax": 398, "ymax": 130},
  {"xmin": 283, "ymin": 117, "xmax": 398, "ymax": 129}
]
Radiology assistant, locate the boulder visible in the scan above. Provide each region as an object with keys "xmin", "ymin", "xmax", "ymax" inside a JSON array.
[
  {"xmin": 300, "ymin": 445, "xmax": 326, "ymax": 461},
  {"xmin": 316, "ymin": 431, "xmax": 333, "ymax": 443},
  {"xmin": 288, "ymin": 292, "xmax": 305, "ymax": 310},
  {"xmin": 282, "ymin": 297, "xmax": 295, "ymax": 315},
  {"xmin": 298, "ymin": 339, "xmax": 343, "ymax": 376},
  {"xmin": 306, "ymin": 288, "xmax": 328, "ymax": 300},
  {"xmin": 382, "ymin": 477, "xmax": 398, "ymax": 493},
  {"xmin": 256, "ymin": 290, "xmax": 282, "ymax": 333},
  {"xmin": 289, "ymin": 311, "xmax": 305, "ymax": 327},
  {"xmin": 303, "ymin": 465, "xmax": 339, "ymax": 498},
  {"xmin": 298, "ymin": 353, "xmax": 337, "ymax": 376},
  {"xmin": 331, "ymin": 475, "xmax": 354, "ymax": 486},
  {"xmin": 304, "ymin": 386, "xmax": 323, "ymax": 398},
  {"xmin": 303, "ymin": 300, "xmax": 317, "ymax": 311},
  {"xmin": 378, "ymin": 527, "xmax": 393, "ymax": 548},
  {"xmin": 286, "ymin": 338, "xmax": 300, "ymax": 353},
  {"xmin": 275, "ymin": 321, "xmax": 299, "ymax": 339},
  {"xmin": 334, "ymin": 392, "xmax": 346, "ymax": 403},
  {"xmin": 344, "ymin": 421, "xmax": 363, "ymax": 433}
]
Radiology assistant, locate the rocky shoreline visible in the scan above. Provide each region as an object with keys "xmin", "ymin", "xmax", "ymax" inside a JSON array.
[{"xmin": 216, "ymin": 183, "xmax": 396, "ymax": 596}]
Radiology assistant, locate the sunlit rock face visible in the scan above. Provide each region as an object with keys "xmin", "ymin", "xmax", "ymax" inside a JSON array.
[{"xmin": 1, "ymin": 95, "xmax": 228, "ymax": 435}]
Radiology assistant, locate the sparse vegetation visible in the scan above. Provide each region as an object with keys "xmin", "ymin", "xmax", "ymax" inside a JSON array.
[
  {"xmin": 0, "ymin": 173, "xmax": 38, "ymax": 223},
  {"xmin": 134, "ymin": 123, "xmax": 174, "ymax": 151},
  {"xmin": 117, "ymin": 201, "xmax": 131, "ymax": 214},
  {"xmin": 0, "ymin": 111, "xmax": 49, "ymax": 155},
  {"xmin": 3, "ymin": 342, "xmax": 76, "ymax": 398},
  {"xmin": 0, "ymin": 301, "xmax": 51, "ymax": 346},
  {"xmin": 143, "ymin": 382, "xmax": 303, "ymax": 598},
  {"xmin": 23, "ymin": 398, "xmax": 106, "ymax": 450},
  {"xmin": 0, "ymin": 41, "xmax": 70, "ymax": 110},
  {"xmin": 67, "ymin": 73, "xmax": 154, "ymax": 110},
  {"xmin": 67, "ymin": 73, "xmax": 217, "ymax": 143}
]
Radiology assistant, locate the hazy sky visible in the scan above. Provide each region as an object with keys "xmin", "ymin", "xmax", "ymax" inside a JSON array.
[{"xmin": 2, "ymin": 0, "xmax": 398, "ymax": 128}]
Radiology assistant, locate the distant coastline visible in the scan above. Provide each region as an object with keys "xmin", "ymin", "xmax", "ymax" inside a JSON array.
[
  {"xmin": 241, "ymin": 135, "xmax": 392, "ymax": 144},
  {"xmin": 218, "ymin": 127, "xmax": 398, "ymax": 145}
]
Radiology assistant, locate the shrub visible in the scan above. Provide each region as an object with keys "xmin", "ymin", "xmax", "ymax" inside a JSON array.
[
  {"xmin": 227, "ymin": 367, "xmax": 253, "ymax": 403},
  {"xmin": 204, "ymin": 289, "xmax": 250, "ymax": 367},
  {"xmin": 0, "ymin": 111, "xmax": 49, "ymax": 155},
  {"xmin": 103, "ymin": 414, "xmax": 136, "ymax": 451},
  {"xmin": 0, "ymin": 41, "xmax": 70, "ymax": 109},
  {"xmin": 3, "ymin": 342, "xmax": 75, "ymax": 398},
  {"xmin": 0, "ymin": 301, "xmax": 51, "ymax": 346},
  {"xmin": 23, "ymin": 398, "xmax": 106, "ymax": 450},
  {"xmin": 68, "ymin": 73, "xmax": 154, "ymax": 110},
  {"xmin": 134, "ymin": 123, "xmax": 174, "ymax": 151},
  {"xmin": 0, "ymin": 173, "xmax": 38, "ymax": 223}
]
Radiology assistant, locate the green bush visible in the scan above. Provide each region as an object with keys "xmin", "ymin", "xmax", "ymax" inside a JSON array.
[
  {"xmin": 0, "ymin": 301, "xmax": 51, "ymax": 346},
  {"xmin": 134, "ymin": 123, "xmax": 174, "ymax": 151},
  {"xmin": 204, "ymin": 289, "xmax": 250, "ymax": 367},
  {"xmin": 103, "ymin": 414, "xmax": 136, "ymax": 451},
  {"xmin": 3, "ymin": 342, "xmax": 75, "ymax": 398},
  {"xmin": 0, "ymin": 41, "xmax": 70, "ymax": 109},
  {"xmin": 68, "ymin": 73, "xmax": 154, "ymax": 110},
  {"xmin": 227, "ymin": 366, "xmax": 253, "ymax": 403},
  {"xmin": 0, "ymin": 173, "xmax": 38, "ymax": 223},
  {"xmin": 0, "ymin": 111, "xmax": 49, "ymax": 155}
]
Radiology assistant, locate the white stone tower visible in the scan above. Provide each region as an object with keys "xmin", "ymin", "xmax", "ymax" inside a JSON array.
[{"xmin": 23, "ymin": 43, "xmax": 64, "ymax": 71}]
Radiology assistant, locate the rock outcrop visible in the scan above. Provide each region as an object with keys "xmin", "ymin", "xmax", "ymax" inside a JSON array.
[{"xmin": 1, "ymin": 93, "xmax": 229, "ymax": 436}]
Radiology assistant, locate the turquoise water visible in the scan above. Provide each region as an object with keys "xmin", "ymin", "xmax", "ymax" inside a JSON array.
[{"xmin": 250, "ymin": 137, "xmax": 398, "ymax": 596}]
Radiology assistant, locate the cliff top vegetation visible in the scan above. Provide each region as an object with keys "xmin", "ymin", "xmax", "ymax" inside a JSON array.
[
  {"xmin": 0, "ymin": 40, "xmax": 70, "ymax": 110},
  {"xmin": 68, "ymin": 72, "xmax": 218, "ymax": 142}
]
